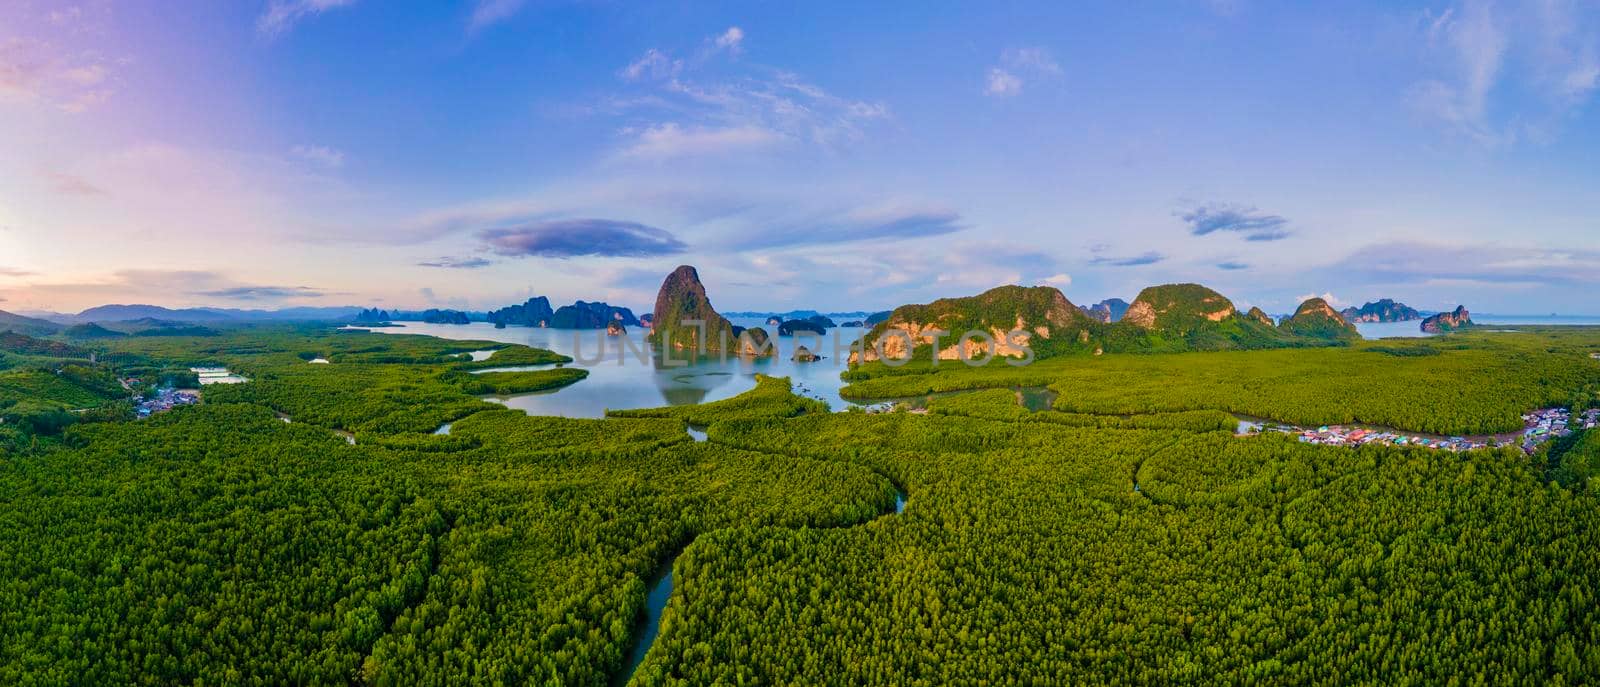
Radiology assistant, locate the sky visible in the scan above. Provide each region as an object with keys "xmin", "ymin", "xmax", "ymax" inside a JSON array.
[{"xmin": 2, "ymin": 0, "xmax": 1598, "ymax": 316}]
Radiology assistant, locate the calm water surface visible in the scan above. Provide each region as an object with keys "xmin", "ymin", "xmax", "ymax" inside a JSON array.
[
  {"xmin": 362, "ymin": 320, "xmax": 869, "ymax": 418},
  {"xmin": 1356, "ymin": 314, "xmax": 1600, "ymax": 339}
]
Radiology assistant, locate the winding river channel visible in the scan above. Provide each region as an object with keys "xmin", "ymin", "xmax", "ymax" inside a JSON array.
[{"xmin": 611, "ymin": 480, "xmax": 909, "ymax": 686}]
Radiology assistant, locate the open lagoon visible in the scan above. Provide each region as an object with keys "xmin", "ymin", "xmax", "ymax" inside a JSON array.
[{"xmin": 361, "ymin": 319, "xmax": 870, "ymax": 418}]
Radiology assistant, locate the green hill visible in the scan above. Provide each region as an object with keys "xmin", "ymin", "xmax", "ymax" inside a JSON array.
[
  {"xmin": 0, "ymin": 309, "xmax": 61, "ymax": 337},
  {"xmin": 63, "ymin": 322, "xmax": 128, "ymax": 339},
  {"xmin": 1278, "ymin": 298, "xmax": 1360, "ymax": 341},
  {"xmin": 854, "ymin": 285, "xmax": 1096, "ymax": 362},
  {"xmin": 0, "ymin": 331, "xmax": 89, "ymax": 358},
  {"xmin": 1095, "ymin": 284, "xmax": 1288, "ymax": 353},
  {"xmin": 853, "ymin": 282, "xmax": 1368, "ymax": 361},
  {"xmin": 1120, "ymin": 283, "xmax": 1238, "ymax": 332}
]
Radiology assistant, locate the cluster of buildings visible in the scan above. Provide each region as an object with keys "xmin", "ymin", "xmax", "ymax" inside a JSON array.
[
  {"xmin": 1519, "ymin": 407, "xmax": 1599, "ymax": 452},
  {"xmin": 135, "ymin": 387, "xmax": 199, "ymax": 418},
  {"xmin": 1242, "ymin": 407, "xmax": 1599, "ymax": 454}
]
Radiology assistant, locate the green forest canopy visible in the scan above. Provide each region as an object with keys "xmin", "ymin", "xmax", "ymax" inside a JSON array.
[{"xmin": 2, "ymin": 323, "xmax": 1599, "ymax": 684}]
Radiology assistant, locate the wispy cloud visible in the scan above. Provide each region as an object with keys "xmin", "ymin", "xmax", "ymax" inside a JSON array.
[
  {"xmin": 1295, "ymin": 291, "xmax": 1345, "ymax": 308},
  {"xmin": 1411, "ymin": 1, "xmax": 1507, "ymax": 144},
  {"xmin": 985, "ymin": 46, "xmax": 1061, "ymax": 98},
  {"xmin": 985, "ymin": 69, "xmax": 1022, "ymax": 97},
  {"xmin": 290, "ymin": 144, "xmax": 345, "ymax": 168},
  {"xmin": 1217, "ymin": 261, "xmax": 1250, "ymax": 270},
  {"xmin": 617, "ymin": 123, "xmax": 782, "ymax": 160},
  {"xmin": 0, "ymin": 267, "xmax": 35, "ymax": 277},
  {"xmin": 728, "ymin": 205, "xmax": 967, "ymax": 251},
  {"xmin": 417, "ymin": 256, "xmax": 494, "ymax": 269},
  {"xmin": 194, "ymin": 285, "xmax": 326, "ymax": 300},
  {"xmin": 1411, "ymin": 0, "xmax": 1600, "ymax": 145},
  {"xmin": 1090, "ymin": 251, "xmax": 1164, "ymax": 267},
  {"xmin": 42, "ymin": 171, "xmax": 106, "ymax": 196},
  {"xmin": 620, "ymin": 49, "xmax": 682, "ymax": 82},
  {"xmin": 480, "ymin": 219, "xmax": 689, "ymax": 258},
  {"xmin": 1179, "ymin": 202, "xmax": 1291, "ymax": 241},
  {"xmin": 0, "ymin": 36, "xmax": 114, "ymax": 112},
  {"xmin": 0, "ymin": 270, "xmax": 332, "ymax": 308},
  {"xmin": 607, "ymin": 29, "xmax": 889, "ymax": 159},
  {"xmin": 468, "ymin": 0, "xmax": 526, "ymax": 33},
  {"xmin": 257, "ymin": 0, "xmax": 358, "ymax": 37},
  {"xmin": 709, "ymin": 26, "xmax": 744, "ymax": 57},
  {"xmin": 1323, "ymin": 241, "xmax": 1600, "ymax": 286}
]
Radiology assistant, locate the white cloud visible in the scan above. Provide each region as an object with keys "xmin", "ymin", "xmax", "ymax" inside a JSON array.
[
  {"xmin": 617, "ymin": 123, "xmax": 782, "ymax": 160},
  {"xmin": 290, "ymin": 144, "xmax": 346, "ymax": 168},
  {"xmin": 468, "ymin": 0, "xmax": 527, "ymax": 33},
  {"xmin": 1295, "ymin": 291, "xmax": 1345, "ymax": 308},
  {"xmin": 712, "ymin": 26, "xmax": 745, "ymax": 56},
  {"xmin": 1042, "ymin": 273, "xmax": 1072, "ymax": 286},
  {"xmin": 985, "ymin": 68, "xmax": 1022, "ymax": 97}
]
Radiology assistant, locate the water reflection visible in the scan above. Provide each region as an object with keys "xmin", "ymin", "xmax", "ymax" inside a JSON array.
[{"xmin": 362, "ymin": 320, "xmax": 868, "ymax": 418}]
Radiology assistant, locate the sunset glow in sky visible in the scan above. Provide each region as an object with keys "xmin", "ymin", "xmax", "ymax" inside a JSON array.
[{"xmin": 3, "ymin": 1, "xmax": 1599, "ymax": 315}]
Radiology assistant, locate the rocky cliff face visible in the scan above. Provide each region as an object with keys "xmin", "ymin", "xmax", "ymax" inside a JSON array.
[
  {"xmin": 489, "ymin": 298, "xmax": 639, "ymax": 329},
  {"xmin": 1245, "ymin": 307, "xmax": 1274, "ymax": 326},
  {"xmin": 1340, "ymin": 299, "xmax": 1421, "ymax": 323},
  {"xmin": 1278, "ymin": 298, "xmax": 1360, "ymax": 340},
  {"xmin": 550, "ymin": 301, "xmax": 639, "ymax": 329},
  {"xmin": 648, "ymin": 265, "xmax": 736, "ymax": 352},
  {"xmin": 737, "ymin": 327, "xmax": 775, "ymax": 357},
  {"xmin": 1421, "ymin": 306, "xmax": 1472, "ymax": 333}
]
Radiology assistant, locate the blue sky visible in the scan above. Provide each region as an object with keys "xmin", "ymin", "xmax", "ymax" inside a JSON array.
[{"xmin": 1, "ymin": 0, "xmax": 1597, "ymax": 315}]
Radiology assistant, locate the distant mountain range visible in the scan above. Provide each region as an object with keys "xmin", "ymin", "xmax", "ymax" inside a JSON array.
[
  {"xmin": 0, "ymin": 308, "xmax": 64, "ymax": 336},
  {"xmin": 1078, "ymin": 298, "xmax": 1130, "ymax": 323},
  {"xmin": 20, "ymin": 304, "xmax": 373, "ymax": 324}
]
